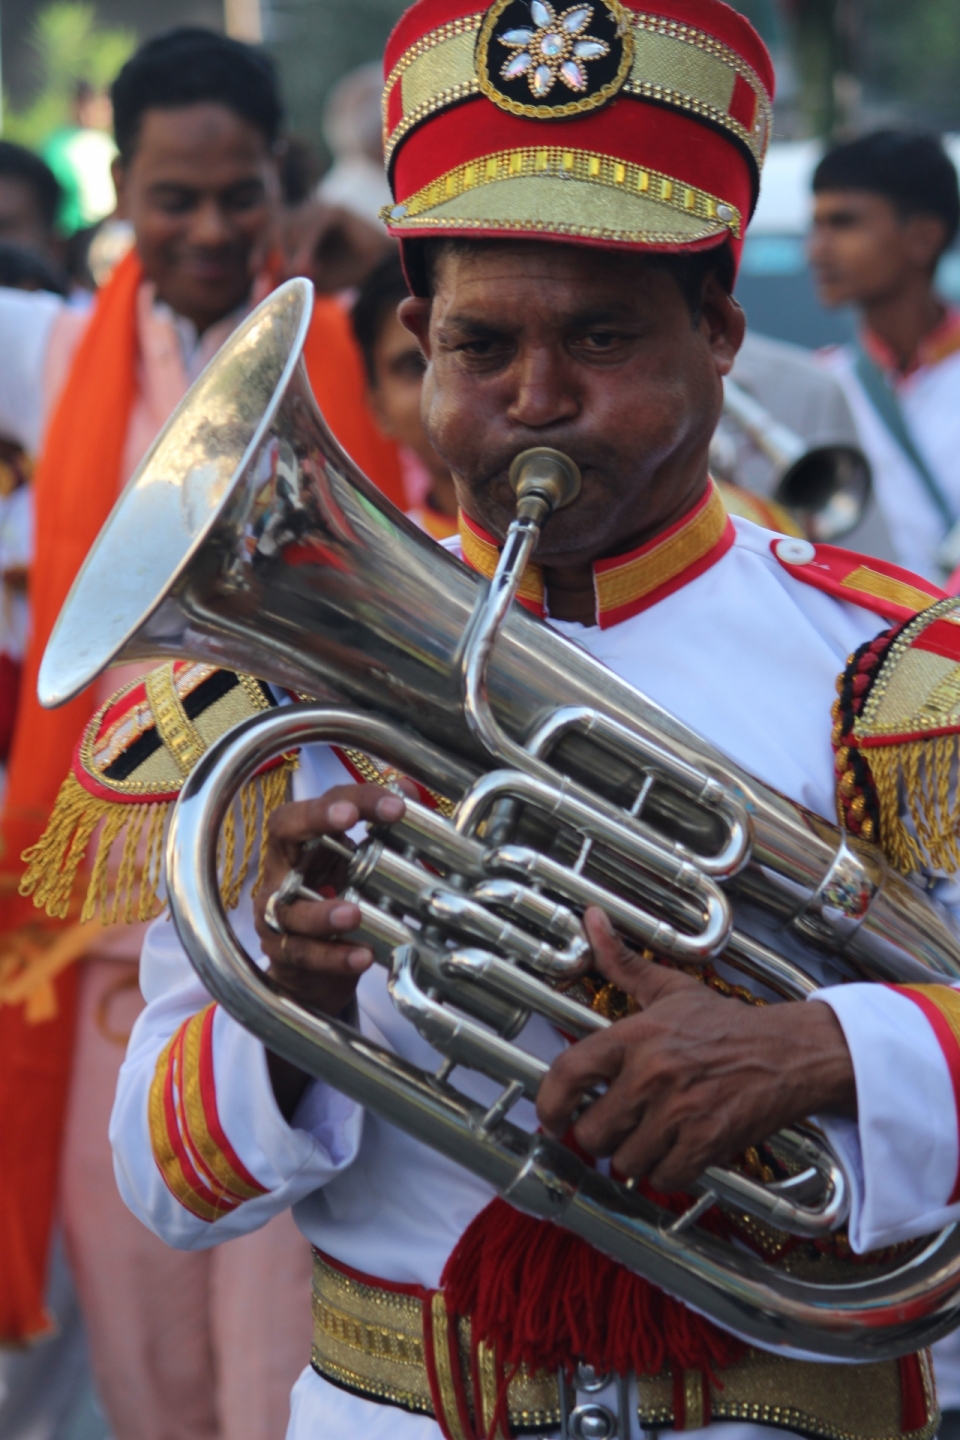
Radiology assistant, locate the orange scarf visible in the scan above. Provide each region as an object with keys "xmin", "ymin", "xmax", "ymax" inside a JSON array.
[{"xmin": 0, "ymin": 250, "xmax": 403, "ymax": 1340}]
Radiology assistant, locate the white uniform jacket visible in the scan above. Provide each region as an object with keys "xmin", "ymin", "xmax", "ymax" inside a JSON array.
[{"xmin": 110, "ymin": 515, "xmax": 960, "ymax": 1437}]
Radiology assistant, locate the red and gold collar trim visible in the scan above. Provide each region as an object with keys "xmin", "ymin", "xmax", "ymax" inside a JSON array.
[
  {"xmin": 458, "ymin": 482, "xmax": 733, "ymax": 629},
  {"xmin": 862, "ymin": 306, "xmax": 960, "ymax": 380}
]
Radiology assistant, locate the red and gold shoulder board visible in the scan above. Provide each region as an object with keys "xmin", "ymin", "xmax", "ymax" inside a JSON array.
[
  {"xmin": 21, "ymin": 661, "xmax": 296, "ymax": 926},
  {"xmin": 832, "ymin": 597, "xmax": 960, "ymax": 875},
  {"xmin": 771, "ymin": 537, "xmax": 946, "ymax": 622}
]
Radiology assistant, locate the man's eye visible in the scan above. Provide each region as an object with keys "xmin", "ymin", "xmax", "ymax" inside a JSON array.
[
  {"xmin": 155, "ymin": 192, "xmax": 195, "ymax": 215},
  {"xmin": 581, "ymin": 331, "xmax": 619, "ymax": 349},
  {"xmin": 391, "ymin": 351, "xmax": 427, "ymax": 379},
  {"xmin": 459, "ymin": 338, "xmax": 499, "ymax": 357},
  {"xmin": 226, "ymin": 184, "xmax": 266, "ymax": 212}
]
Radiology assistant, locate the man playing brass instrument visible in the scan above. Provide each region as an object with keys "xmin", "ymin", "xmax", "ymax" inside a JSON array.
[{"xmin": 54, "ymin": 0, "xmax": 960, "ymax": 1437}]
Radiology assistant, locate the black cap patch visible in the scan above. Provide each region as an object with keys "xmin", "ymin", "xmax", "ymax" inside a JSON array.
[{"xmin": 477, "ymin": 0, "xmax": 633, "ymax": 119}]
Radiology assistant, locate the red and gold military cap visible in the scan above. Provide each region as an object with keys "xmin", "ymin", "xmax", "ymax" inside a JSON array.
[{"xmin": 382, "ymin": 0, "xmax": 774, "ymax": 288}]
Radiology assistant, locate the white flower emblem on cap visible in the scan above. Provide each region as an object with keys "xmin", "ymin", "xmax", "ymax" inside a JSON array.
[{"xmin": 499, "ymin": 1, "xmax": 610, "ymax": 97}]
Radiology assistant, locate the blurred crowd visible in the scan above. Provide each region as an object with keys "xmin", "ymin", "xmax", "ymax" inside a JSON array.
[{"xmin": 1, "ymin": 17, "xmax": 960, "ymax": 1440}]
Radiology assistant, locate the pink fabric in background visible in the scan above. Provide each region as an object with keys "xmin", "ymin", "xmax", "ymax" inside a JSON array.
[{"xmin": 62, "ymin": 959, "xmax": 313, "ymax": 1440}]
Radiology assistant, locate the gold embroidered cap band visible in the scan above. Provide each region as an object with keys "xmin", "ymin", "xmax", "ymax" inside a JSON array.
[
  {"xmin": 383, "ymin": 6, "xmax": 772, "ymax": 169},
  {"xmin": 381, "ymin": 0, "xmax": 775, "ymax": 285}
]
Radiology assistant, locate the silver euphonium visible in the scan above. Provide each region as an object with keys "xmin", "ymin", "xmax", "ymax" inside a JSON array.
[{"xmin": 39, "ymin": 279, "xmax": 960, "ymax": 1361}]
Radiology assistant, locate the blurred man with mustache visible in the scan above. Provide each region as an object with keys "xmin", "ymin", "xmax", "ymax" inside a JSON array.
[
  {"xmin": 33, "ymin": 2, "xmax": 960, "ymax": 1439},
  {"xmin": 0, "ymin": 26, "xmax": 401, "ymax": 1440}
]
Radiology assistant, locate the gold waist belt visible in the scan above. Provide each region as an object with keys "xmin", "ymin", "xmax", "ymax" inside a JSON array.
[{"xmin": 311, "ymin": 1249, "xmax": 939, "ymax": 1440}]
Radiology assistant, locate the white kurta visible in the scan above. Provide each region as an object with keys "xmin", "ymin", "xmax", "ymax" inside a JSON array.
[
  {"xmin": 817, "ymin": 342, "xmax": 960, "ymax": 581},
  {"xmin": 111, "ymin": 516, "xmax": 960, "ymax": 1437}
]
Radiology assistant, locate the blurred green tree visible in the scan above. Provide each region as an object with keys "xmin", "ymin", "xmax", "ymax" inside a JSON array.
[
  {"xmin": 266, "ymin": 0, "xmax": 960, "ymax": 150},
  {"xmin": 760, "ymin": 0, "xmax": 960, "ymax": 138},
  {"xmin": 860, "ymin": 0, "xmax": 960, "ymax": 132},
  {"xmin": 267, "ymin": 0, "xmax": 405, "ymax": 156},
  {"xmin": 3, "ymin": 4, "xmax": 135, "ymax": 148}
]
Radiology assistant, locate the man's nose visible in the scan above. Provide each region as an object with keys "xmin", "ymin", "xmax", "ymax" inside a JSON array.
[
  {"xmin": 506, "ymin": 345, "xmax": 579, "ymax": 429},
  {"xmin": 190, "ymin": 197, "xmax": 233, "ymax": 247}
]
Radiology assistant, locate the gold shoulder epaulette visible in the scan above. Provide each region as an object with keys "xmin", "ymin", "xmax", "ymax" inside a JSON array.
[
  {"xmin": 20, "ymin": 661, "xmax": 296, "ymax": 925},
  {"xmin": 832, "ymin": 597, "xmax": 960, "ymax": 875}
]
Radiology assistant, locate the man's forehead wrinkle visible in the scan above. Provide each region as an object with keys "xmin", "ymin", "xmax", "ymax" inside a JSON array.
[
  {"xmin": 434, "ymin": 274, "xmax": 651, "ymax": 333},
  {"xmin": 440, "ymin": 311, "xmax": 514, "ymax": 334},
  {"xmin": 439, "ymin": 301, "xmax": 643, "ymax": 335},
  {"xmin": 436, "ymin": 252, "xmax": 660, "ymax": 302}
]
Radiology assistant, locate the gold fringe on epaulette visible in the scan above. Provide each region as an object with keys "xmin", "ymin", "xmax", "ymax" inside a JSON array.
[
  {"xmin": 869, "ymin": 736, "xmax": 960, "ymax": 877},
  {"xmin": 19, "ymin": 760, "xmax": 297, "ymax": 925}
]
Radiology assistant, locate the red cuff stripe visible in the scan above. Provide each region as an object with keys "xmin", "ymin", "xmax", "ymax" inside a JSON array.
[
  {"xmin": 151, "ymin": 1021, "xmax": 238, "ymax": 1222},
  {"xmin": 195, "ymin": 1005, "xmax": 268, "ymax": 1198},
  {"xmin": 889, "ymin": 984, "xmax": 960, "ymax": 1203},
  {"xmin": 167, "ymin": 1023, "xmax": 239, "ymax": 1218}
]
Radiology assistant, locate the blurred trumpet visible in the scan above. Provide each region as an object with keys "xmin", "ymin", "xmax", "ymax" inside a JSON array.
[{"xmin": 712, "ymin": 378, "xmax": 872, "ymax": 543}]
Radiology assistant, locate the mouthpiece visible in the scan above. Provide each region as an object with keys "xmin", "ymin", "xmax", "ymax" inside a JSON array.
[{"xmin": 508, "ymin": 448, "xmax": 582, "ymax": 525}]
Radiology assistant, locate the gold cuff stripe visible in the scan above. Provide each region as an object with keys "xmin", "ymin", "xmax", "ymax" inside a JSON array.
[
  {"xmin": 384, "ymin": 146, "xmax": 741, "ymax": 243},
  {"xmin": 383, "ymin": 9, "xmax": 771, "ymax": 170},
  {"xmin": 899, "ymin": 985, "xmax": 960, "ymax": 1050},
  {"xmin": 594, "ymin": 483, "xmax": 728, "ymax": 612},
  {"xmin": 180, "ymin": 1007, "xmax": 268, "ymax": 1203},
  {"xmin": 339, "ymin": 747, "xmax": 456, "ymax": 818},
  {"xmin": 145, "ymin": 662, "xmax": 207, "ymax": 777},
  {"xmin": 840, "ymin": 566, "xmax": 937, "ymax": 619},
  {"xmin": 148, "ymin": 1028, "xmax": 227, "ymax": 1223}
]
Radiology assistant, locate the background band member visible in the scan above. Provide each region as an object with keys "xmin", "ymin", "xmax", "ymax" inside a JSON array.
[
  {"xmin": 714, "ymin": 328, "xmax": 895, "ymax": 559},
  {"xmin": 351, "ymin": 250, "xmax": 459, "ymax": 537},
  {"xmin": 810, "ymin": 131, "xmax": 960, "ymax": 580},
  {"xmin": 0, "ymin": 140, "xmax": 66, "ymax": 274}
]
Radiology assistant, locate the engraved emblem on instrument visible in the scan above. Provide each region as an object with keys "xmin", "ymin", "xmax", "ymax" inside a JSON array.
[{"xmin": 477, "ymin": 0, "xmax": 633, "ymax": 118}]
